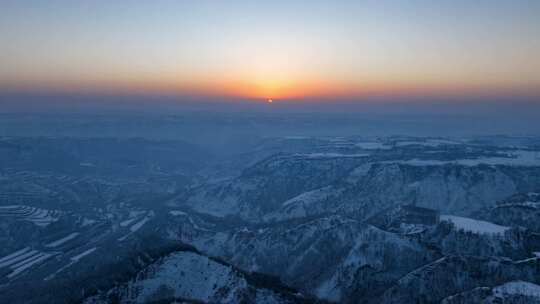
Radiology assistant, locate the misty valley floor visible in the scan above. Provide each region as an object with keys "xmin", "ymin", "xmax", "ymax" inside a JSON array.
[{"xmin": 1, "ymin": 135, "xmax": 540, "ymax": 304}]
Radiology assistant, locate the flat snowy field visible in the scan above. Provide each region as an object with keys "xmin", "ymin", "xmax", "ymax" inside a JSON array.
[{"xmin": 441, "ymin": 215, "xmax": 510, "ymax": 235}]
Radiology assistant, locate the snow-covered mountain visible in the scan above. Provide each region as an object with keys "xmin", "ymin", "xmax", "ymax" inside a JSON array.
[
  {"xmin": 380, "ymin": 255, "xmax": 540, "ymax": 304},
  {"xmin": 84, "ymin": 249, "xmax": 316, "ymax": 304},
  {"xmin": 487, "ymin": 192, "xmax": 540, "ymax": 232},
  {"xmin": 183, "ymin": 148, "xmax": 540, "ymax": 223},
  {"xmin": 442, "ymin": 281, "xmax": 540, "ymax": 304},
  {"xmin": 1, "ymin": 135, "xmax": 540, "ymax": 303},
  {"xmin": 192, "ymin": 216, "xmax": 435, "ymax": 302}
]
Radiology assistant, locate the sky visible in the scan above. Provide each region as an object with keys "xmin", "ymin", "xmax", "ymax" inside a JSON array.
[{"xmin": 1, "ymin": 0, "xmax": 539, "ymax": 102}]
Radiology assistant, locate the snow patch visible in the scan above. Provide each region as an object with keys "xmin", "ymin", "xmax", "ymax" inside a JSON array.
[
  {"xmin": 396, "ymin": 139, "xmax": 461, "ymax": 147},
  {"xmin": 8, "ymin": 252, "xmax": 52, "ymax": 278},
  {"xmin": 119, "ymin": 218, "xmax": 137, "ymax": 227},
  {"xmin": 294, "ymin": 153, "xmax": 369, "ymax": 159},
  {"xmin": 46, "ymin": 232, "xmax": 79, "ymax": 247},
  {"xmin": 130, "ymin": 215, "xmax": 151, "ymax": 232},
  {"xmin": 282, "ymin": 187, "xmax": 333, "ymax": 207},
  {"xmin": 123, "ymin": 251, "xmax": 249, "ymax": 303},
  {"xmin": 0, "ymin": 247, "xmax": 31, "ymax": 265},
  {"xmin": 71, "ymin": 247, "xmax": 97, "ymax": 262},
  {"xmin": 0, "ymin": 248, "xmax": 53, "ymax": 279},
  {"xmin": 118, "ymin": 212, "xmax": 154, "ymax": 241},
  {"xmin": 355, "ymin": 142, "xmax": 391, "ymax": 150},
  {"xmin": 81, "ymin": 218, "xmax": 96, "ymax": 227},
  {"xmin": 169, "ymin": 210, "xmax": 188, "ymax": 216},
  {"xmin": 45, "ymin": 247, "xmax": 97, "ymax": 280},
  {"xmin": 0, "ymin": 249, "xmax": 39, "ymax": 268},
  {"xmin": 441, "ymin": 215, "xmax": 510, "ymax": 235},
  {"xmin": 493, "ymin": 281, "xmax": 540, "ymax": 298},
  {"xmin": 283, "ymin": 136, "xmax": 309, "ymax": 140}
]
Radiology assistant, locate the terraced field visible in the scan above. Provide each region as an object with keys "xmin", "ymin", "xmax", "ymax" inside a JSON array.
[
  {"xmin": 0, "ymin": 248, "xmax": 54, "ymax": 279},
  {"xmin": 0, "ymin": 205, "xmax": 62, "ymax": 227}
]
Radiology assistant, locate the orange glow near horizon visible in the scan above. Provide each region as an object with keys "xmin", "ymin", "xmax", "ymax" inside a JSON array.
[
  {"xmin": 3, "ymin": 75, "xmax": 540, "ymax": 102},
  {"xmin": 143, "ymin": 78, "xmax": 540, "ymax": 101},
  {"xmin": 1, "ymin": 1, "xmax": 540, "ymax": 102}
]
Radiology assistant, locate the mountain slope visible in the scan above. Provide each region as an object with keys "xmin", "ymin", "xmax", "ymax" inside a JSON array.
[{"xmin": 84, "ymin": 249, "xmax": 318, "ymax": 304}]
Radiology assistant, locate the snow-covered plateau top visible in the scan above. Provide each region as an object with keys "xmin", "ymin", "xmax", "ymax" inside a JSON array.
[
  {"xmin": 493, "ymin": 281, "xmax": 540, "ymax": 298},
  {"xmin": 441, "ymin": 215, "xmax": 510, "ymax": 235}
]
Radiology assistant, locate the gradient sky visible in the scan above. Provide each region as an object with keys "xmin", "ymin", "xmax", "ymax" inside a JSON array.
[{"xmin": 1, "ymin": 0, "xmax": 539, "ymax": 101}]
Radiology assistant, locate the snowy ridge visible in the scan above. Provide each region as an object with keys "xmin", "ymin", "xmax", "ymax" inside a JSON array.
[
  {"xmin": 398, "ymin": 257, "xmax": 448, "ymax": 284},
  {"xmin": 497, "ymin": 201, "xmax": 540, "ymax": 209},
  {"xmin": 385, "ymin": 150, "xmax": 540, "ymax": 167}
]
